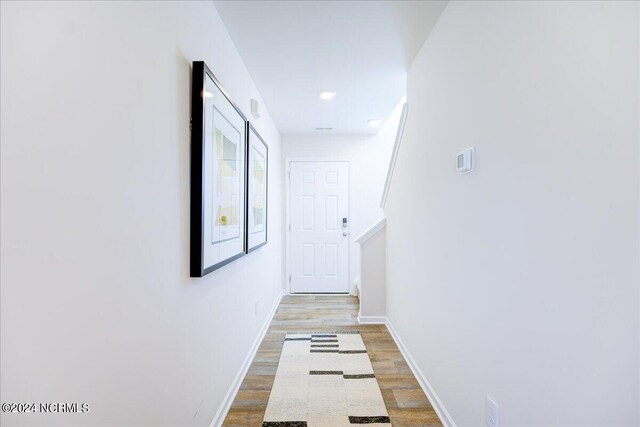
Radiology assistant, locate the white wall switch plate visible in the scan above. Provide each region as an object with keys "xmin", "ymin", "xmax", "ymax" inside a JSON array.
[
  {"xmin": 457, "ymin": 146, "xmax": 475, "ymax": 174},
  {"xmin": 486, "ymin": 395, "xmax": 499, "ymax": 427},
  {"xmin": 250, "ymin": 98, "xmax": 261, "ymax": 119}
]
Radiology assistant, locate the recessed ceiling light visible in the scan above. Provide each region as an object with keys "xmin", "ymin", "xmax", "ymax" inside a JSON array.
[
  {"xmin": 319, "ymin": 91, "xmax": 336, "ymax": 101},
  {"xmin": 368, "ymin": 119, "xmax": 382, "ymax": 127},
  {"xmin": 204, "ymin": 91, "xmax": 213, "ymax": 98}
]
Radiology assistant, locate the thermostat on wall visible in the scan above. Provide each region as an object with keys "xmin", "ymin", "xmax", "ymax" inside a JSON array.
[{"xmin": 457, "ymin": 147, "xmax": 475, "ymax": 174}]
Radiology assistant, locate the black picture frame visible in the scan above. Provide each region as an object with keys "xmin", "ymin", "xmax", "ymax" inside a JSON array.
[
  {"xmin": 245, "ymin": 123, "xmax": 269, "ymax": 253},
  {"xmin": 190, "ymin": 61, "xmax": 248, "ymax": 277}
]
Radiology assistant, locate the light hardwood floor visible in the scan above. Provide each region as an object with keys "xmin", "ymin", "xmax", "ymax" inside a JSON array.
[{"xmin": 222, "ymin": 295, "xmax": 443, "ymax": 427}]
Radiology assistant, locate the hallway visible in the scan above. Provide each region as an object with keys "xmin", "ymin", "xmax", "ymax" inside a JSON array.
[
  {"xmin": 2, "ymin": 1, "xmax": 639, "ymax": 426},
  {"xmin": 224, "ymin": 296, "xmax": 442, "ymax": 426}
]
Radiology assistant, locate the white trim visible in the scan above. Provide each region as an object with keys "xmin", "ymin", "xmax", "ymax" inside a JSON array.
[
  {"xmin": 285, "ymin": 157, "xmax": 352, "ymax": 163},
  {"xmin": 210, "ymin": 290, "xmax": 285, "ymax": 427},
  {"xmin": 357, "ymin": 315, "xmax": 387, "ymax": 324},
  {"xmin": 354, "ymin": 276, "xmax": 361, "ymax": 297},
  {"xmin": 285, "ymin": 158, "xmax": 351, "ymax": 295},
  {"xmin": 285, "ymin": 161, "xmax": 291, "ymax": 294},
  {"xmin": 354, "ymin": 218, "xmax": 386, "ymax": 244},
  {"xmin": 380, "ymin": 103, "xmax": 408, "ymax": 209},
  {"xmin": 287, "ymin": 293, "xmax": 351, "ymax": 296},
  {"xmin": 385, "ymin": 319, "xmax": 457, "ymax": 427}
]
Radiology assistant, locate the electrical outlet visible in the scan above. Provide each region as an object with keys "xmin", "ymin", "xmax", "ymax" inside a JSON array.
[
  {"xmin": 254, "ymin": 300, "xmax": 259, "ymax": 315},
  {"xmin": 486, "ymin": 395, "xmax": 499, "ymax": 427}
]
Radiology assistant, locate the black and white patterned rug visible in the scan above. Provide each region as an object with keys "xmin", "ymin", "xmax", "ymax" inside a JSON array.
[{"xmin": 262, "ymin": 332, "xmax": 391, "ymax": 426}]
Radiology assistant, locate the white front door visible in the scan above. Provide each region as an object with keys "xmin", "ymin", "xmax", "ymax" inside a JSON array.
[{"xmin": 289, "ymin": 161, "xmax": 350, "ymax": 293}]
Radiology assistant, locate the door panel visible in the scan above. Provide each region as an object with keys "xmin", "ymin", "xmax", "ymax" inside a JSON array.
[
  {"xmin": 302, "ymin": 244, "xmax": 315, "ymax": 276},
  {"xmin": 302, "ymin": 196, "xmax": 314, "ymax": 230},
  {"xmin": 324, "ymin": 243, "xmax": 338, "ymax": 277},
  {"xmin": 325, "ymin": 195, "xmax": 338, "ymax": 230},
  {"xmin": 290, "ymin": 161, "xmax": 349, "ymax": 293}
]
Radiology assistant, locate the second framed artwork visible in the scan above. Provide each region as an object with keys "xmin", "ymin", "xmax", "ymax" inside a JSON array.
[{"xmin": 246, "ymin": 124, "xmax": 268, "ymax": 252}]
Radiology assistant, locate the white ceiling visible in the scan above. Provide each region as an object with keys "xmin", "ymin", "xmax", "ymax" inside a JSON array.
[{"xmin": 214, "ymin": 0, "xmax": 447, "ymax": 135}]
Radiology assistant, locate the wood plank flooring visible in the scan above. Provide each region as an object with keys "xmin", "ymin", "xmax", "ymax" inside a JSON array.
[{"xmin": 222, "ymin": 295, "xmax": 443, "ymax": 427}]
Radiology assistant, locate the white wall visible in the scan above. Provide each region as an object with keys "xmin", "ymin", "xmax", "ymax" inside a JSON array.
[
  {"xmin": 385, "ymin": 1, "xmax": 639, "ymax": 426},
  {"xmin": 282, "ymin": 100, "xmax": 403, "ymax": 293},
  {"xmin": 0, "ymin": 2, "xmax": 283, "ymax": 426},
  {"xmin": 357, "ymin": 227, "xmax": 386, "ymax": 318}
]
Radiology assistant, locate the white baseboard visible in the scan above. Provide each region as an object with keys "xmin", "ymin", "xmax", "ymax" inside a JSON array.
[
  {"xmin": 210, "ymin": 290, "xmax": 285, "ymax": 427},
  {"xmin": 357, "ymin": 315, "xmax": 387, "ymax": 324},
  {"xmin": 385, "ymin": 319, "xmax": 457, "ymax": 427}
]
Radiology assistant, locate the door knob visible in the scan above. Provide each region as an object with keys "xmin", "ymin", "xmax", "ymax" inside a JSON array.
[{"xmin": 343, "ymin": 232, "xmax": 349, "ymax": 236}]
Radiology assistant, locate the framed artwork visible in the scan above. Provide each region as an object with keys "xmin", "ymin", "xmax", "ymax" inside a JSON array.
[
  {"xmin": 246, "ymin": 124, "xmax": 268, "ymax": 252},
  {"xmin": 191, "ymin": 61, "xmax": 247, "ymax": 277}
]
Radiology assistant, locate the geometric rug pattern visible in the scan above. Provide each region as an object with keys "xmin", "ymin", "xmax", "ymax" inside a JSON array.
[{"xmin": 262, "ymin": 332, "xmax": 391, "ymax": 426}]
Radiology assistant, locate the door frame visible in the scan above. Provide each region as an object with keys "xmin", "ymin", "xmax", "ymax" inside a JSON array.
[{"xmin": 285, "ymin": 158, "xmax": 351, "ymax": 295}]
